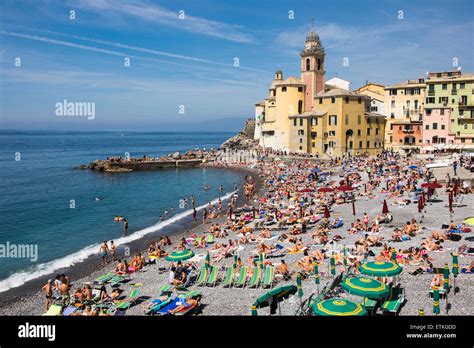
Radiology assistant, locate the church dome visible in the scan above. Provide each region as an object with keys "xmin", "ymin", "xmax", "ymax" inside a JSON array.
[{"xmin": 306, "ymin": 30, "xmax": 319, "ymax": 43}]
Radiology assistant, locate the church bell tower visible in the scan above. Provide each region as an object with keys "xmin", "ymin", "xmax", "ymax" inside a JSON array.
[{"xmin": 300, "ymin": 24, "xmax": 325, "ymax": 112}]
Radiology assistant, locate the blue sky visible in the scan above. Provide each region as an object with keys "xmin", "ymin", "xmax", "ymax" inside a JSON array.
[{"xmin": 0, "ymin": 0, "xmax": 473, "ymax": 131}]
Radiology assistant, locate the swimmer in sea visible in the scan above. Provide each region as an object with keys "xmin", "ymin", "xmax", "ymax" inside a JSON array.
[
  {"xmin": 164, "ymin": 210, "xmax": 169, "ymax": 215},
  {"xmin": 159, "ymin": 216, "xmax": 164, "ymax": 221},
  {"xmin": 123, "ymin": 219, "xmax": 129, "ymax": 234},
  {"xmin": 219, "ymin": 185, "xmax": 224, "ymax": 192},
  {"xmin": 114, "ymin": 215, "xmax": 120, "ymax": 222},
  {"xmin": 100, "ymin": 241, "xmax": 109, "ymax": 265}
]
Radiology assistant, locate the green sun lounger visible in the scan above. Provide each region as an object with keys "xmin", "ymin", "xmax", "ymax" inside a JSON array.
[
  {"xmin": 206, "ymin": 234, "xmax": 214, "ymax": 244},
  {"xmin": 158, "ymin": 284, "xmax": 173, "ymax": 294},
  {"xmin": 381, "ymin": 286, "xmax": 404, "ymax": 314},
  {"xmin": 95, "ymin": 273, "xmax": 115, "ymax": 284},
  {"xmin": 247, "ymin": 267, "xmax": 261, "ymax": 289},
  {"xmin": 234, "ymin": 266, "xmax": 247, "ymax": 288},
  {"xmin": 206, "ymin": 266, "xmax": 219, "ymax": 287},
  {"xmin": 196, "ymin": 267, "xmax": 208, "ymax": 286},
  {"xmin": 362, "ymin": 297, "xmax": 378, "ymax": 315},
  {"xmin": 178, "ymin": 290, "xmax": 201, "ymax": 299},
  {"xmin": 44, "ymin": 304, "xmax": 62, "ymax": 316},
  {"xmin": 109, "ymin": 275, "xmax": 128, "ymax": 286},
  {"xmin": 222, "ymin": 267, "xmax": 235, "ymax": 288},
  {"xmin": 262, "ymin": 266, "xmax": 275, "ymax": 289},
  {"xmin": 115, "ymin": 288, "xmax": 140, "ymax": 310}
]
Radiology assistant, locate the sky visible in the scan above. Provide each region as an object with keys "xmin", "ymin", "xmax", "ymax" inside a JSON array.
[{"xmin": 0, "ymin": 0, "xmax": 473, "ymax": 131}]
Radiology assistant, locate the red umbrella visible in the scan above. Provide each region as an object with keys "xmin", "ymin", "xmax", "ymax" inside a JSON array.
[
  {"xmin": 421, "ymin": 182, "xmax": 442, "ymax": 189},
  {"xmin": 299, "ymin": 188, "xmax": 313, "ymax": 193},
  {"xmin": 323, "ymin": 206, "xmax": 331, "ymax": 219},
  {"xmin": 382, "ymin": 199, "xmax": 389, "ymax": 215},
  {"xmin": 337, "ymin": 185, "xmax": 353, "ymax": 192},
  {"xmin": 318, "ymin": 187, "xmax": 334, "ymax": 193}
]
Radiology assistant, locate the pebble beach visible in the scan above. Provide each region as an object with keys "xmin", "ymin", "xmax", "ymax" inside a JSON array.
[{"xmin": 1, "ymin": 154, "xmax": 473, "ymax": 317}]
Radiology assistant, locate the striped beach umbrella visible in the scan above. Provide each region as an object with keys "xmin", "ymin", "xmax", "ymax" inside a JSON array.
[
  {"xmin": 341, "ymin": 276, "xmax": 389, "ymax": 299},
  {"xmin": 443, "ymin": 263, "xmax": 450, "ymax": 291},
  {"xmin": 433, "ymin": 287, "xmax": 440, "ymax": 314},
  {"xmin": 330, "ymin": 254, "xmax": 336, "ymax": 276},
  {"xmin": 311, "ymin": 298, "xmax": 367, "ymax": 316},
  {"xmin": 359, "ymin": 261, "xmax": 402, "ymax": 277},
  {"xmin": 165, "ymin": 249, "xmax": 195, "ymax": 262},
  {"xmin": 313, "ymin": 261, "xmax": 320, "ymax": 285},
  {"xmin": 418, "ymin": 309, "xmax": 425, "ymax": 316},
  {"xmin": 452, "ymin": 253, "xmax": 459, "ymax": 276},
  {"xmin": 296, "ymin": 273, "xmax": 303, "ymax": 298},
  {"xmin": 251, "ymin": 305, "xmax": 257, "ymax": 316}
]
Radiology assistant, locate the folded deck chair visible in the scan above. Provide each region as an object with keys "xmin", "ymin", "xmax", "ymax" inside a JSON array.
[
  {"xmin": 381, "ymin": 285, "xmax": 405, "ymax": 314},
  {"xmin": 222, "ymin": 267, "xmax": 235, "ymax": 288},
  {"xmin": 246, "ymin": 267, "xmax": 261, "ymax": 289},
  {"xmin": 195, "ymin": 267, "xmax": 208, "ymax": 287},
  {"xmin": 234, "ymin": 266, "xmax": 247, "ymax": 288},
  {"xmin": 206, "ymin": 266, "xmax": 219, "ymax": 287},
  {"xmin": 262, "ymin": 266, "xmax": 275, "ymax": 289},
  {"xmin": 44, "ymin": 304, "xmax": 62, "ymax": 316},
  {"xmin": 114, "ymin": 288, "xmax": 140, "ymax": 310},
  {"xmin": 109, "ymin": 275, "xmax": 128, "ymax": 286}
]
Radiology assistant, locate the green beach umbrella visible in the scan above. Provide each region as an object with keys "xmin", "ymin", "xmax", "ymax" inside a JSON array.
[
  {"xmin": 253, "ymin": 284, "xmax": 297, "ymax": 309},
  {"xmin": 359, "ymin": 261, "xmax": 402, "ymax": 277},
  {"xmin": 251, "ymin": 305, "xmax": 257, "ymax": 316},
  {"xmin": 233, "ymin": 254, "xmax": 238, "ymax": 269},
  {"xmin": 343, "ymin": 246, "xmax": 347, "ymax": 267},
  {"xmin": 341, "ymin": 276, "xmax": 389, "ymax": 299},
  {"xmin": 452, "ymin": 253, "xmax": 459, "ymax": 276},
  {"xmin": 165, "ymin": 249, "xmax": 195, "ymax": 262},
  {"xmin": 313, "ymin": 261, "xmax": 320, "ymax": 285},
  {"xmin": 418, "ymin": 309, "xmax": 425, "ymax": 316},
  {"xmin": 433, "ymin": 287, "xmax": 440, "ymax": 314},
  {"xmin": 330, "ymin": 254, "xmax": 336, "ymax": 276},
  {"xmin": 463, "ymin": 217, "xmax": 474, "ymax": 226},
  {"xmin": 205, "ymin": 251, "xmax": 210, "ymax": 269},
  {"xmin": 311, "ymin": 298, "xmax": 367, "ymax": 316},
  {"xmin": 296, "ymin": 273, "xmax": 303, "ymax": 298},
  {"xmin": 443, "ymin": 263, "xmax": 450, "ymax": 291}
]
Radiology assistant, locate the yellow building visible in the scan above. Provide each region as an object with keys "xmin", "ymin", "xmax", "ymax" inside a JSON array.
[
  {"xmin": 257, "ymin": 27, "xmax": 385, "ymax": 158},
  {"xmin": 288, "ymin": 88, "xmax": 385, "ymax": 157},
  {"xmin": 383, "ymin": 78, "xmax": 425, "ymax": 152}
]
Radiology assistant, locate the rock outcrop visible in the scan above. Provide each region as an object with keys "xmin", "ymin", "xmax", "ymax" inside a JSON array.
[{"xmin": 221, "ymin": 118, "xmax": 257, "ymax": 149}]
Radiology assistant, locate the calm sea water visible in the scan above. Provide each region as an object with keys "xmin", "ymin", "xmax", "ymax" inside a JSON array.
[{"xmin": 0, "ymin": 131, "xmax": 244, "ymax": 292}]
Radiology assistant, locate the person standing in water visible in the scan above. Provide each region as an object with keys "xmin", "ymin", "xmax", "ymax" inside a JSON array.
[
  {"xmin": 202, "ymin": 208, "xmax": 208, "ymax": 224},
  {"xmin": 191, "ymin": 195, "xmax": 195, "ymax": 209},
  {"xmin": 109, "ymin": 241, "xmax": 116, "ymax": 262},
  {"xmin": 100, "ymin": 241, "xmax": 109, "ymax": 265},
  {"xmin": 192, "ymin": 207, "xmax": 197, "ymax": 222},
  {"xmin": 123, "ymin": 219, "xmax": 129, "ymax": 235}
]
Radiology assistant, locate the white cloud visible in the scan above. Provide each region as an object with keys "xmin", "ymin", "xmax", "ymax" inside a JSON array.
[{"xmin": 75, "ymin": 0, "xmax": 256, "ymax": 43}]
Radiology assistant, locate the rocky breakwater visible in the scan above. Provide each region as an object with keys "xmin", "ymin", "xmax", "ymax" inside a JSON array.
[{"xmin": 221, "ymin": 118, "xmax": 258, "ymax": 150}]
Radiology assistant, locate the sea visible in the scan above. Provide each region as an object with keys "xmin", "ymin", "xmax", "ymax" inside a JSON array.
[{"xmin": 0, "ymin": 131, "xmax": 245, "ymax": 293}]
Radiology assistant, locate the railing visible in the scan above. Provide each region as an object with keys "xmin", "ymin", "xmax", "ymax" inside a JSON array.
[
  {"xmin": 402, "ymin": 129, "xmax": 415, "ymax": 134},
  {"xmin": 428, "ymin": 90, "xmax": 435, "ymax": 96},
  {"xmin": 451, "ymin": 90, "xmax": 457, "ymax": 95}
]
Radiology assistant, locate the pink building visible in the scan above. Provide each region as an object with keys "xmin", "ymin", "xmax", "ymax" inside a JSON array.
[{"xmin": 422, "ymin": 107, "xmax": 454, "ymax": 149}]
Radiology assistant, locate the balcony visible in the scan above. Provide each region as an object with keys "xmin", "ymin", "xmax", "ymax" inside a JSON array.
[
  {"xmin": 459, "ymin": 101, "xmax": 474, "ymax": 108},
  {"xmin": 428, "ymin": 90, "xmax": 435, "ymax": 96},
  {"xmin": 451, "ymin": 89, "xmax": 457, "ymax": 95},
  {"xmin": 402, "ymin": 129, "xmax": 415, "ymax": 134}
]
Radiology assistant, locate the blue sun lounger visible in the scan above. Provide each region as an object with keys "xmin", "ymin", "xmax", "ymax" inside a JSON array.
[{"xmin": 154, "ymin": 298, "xmax": 182, "ymax": 315}]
